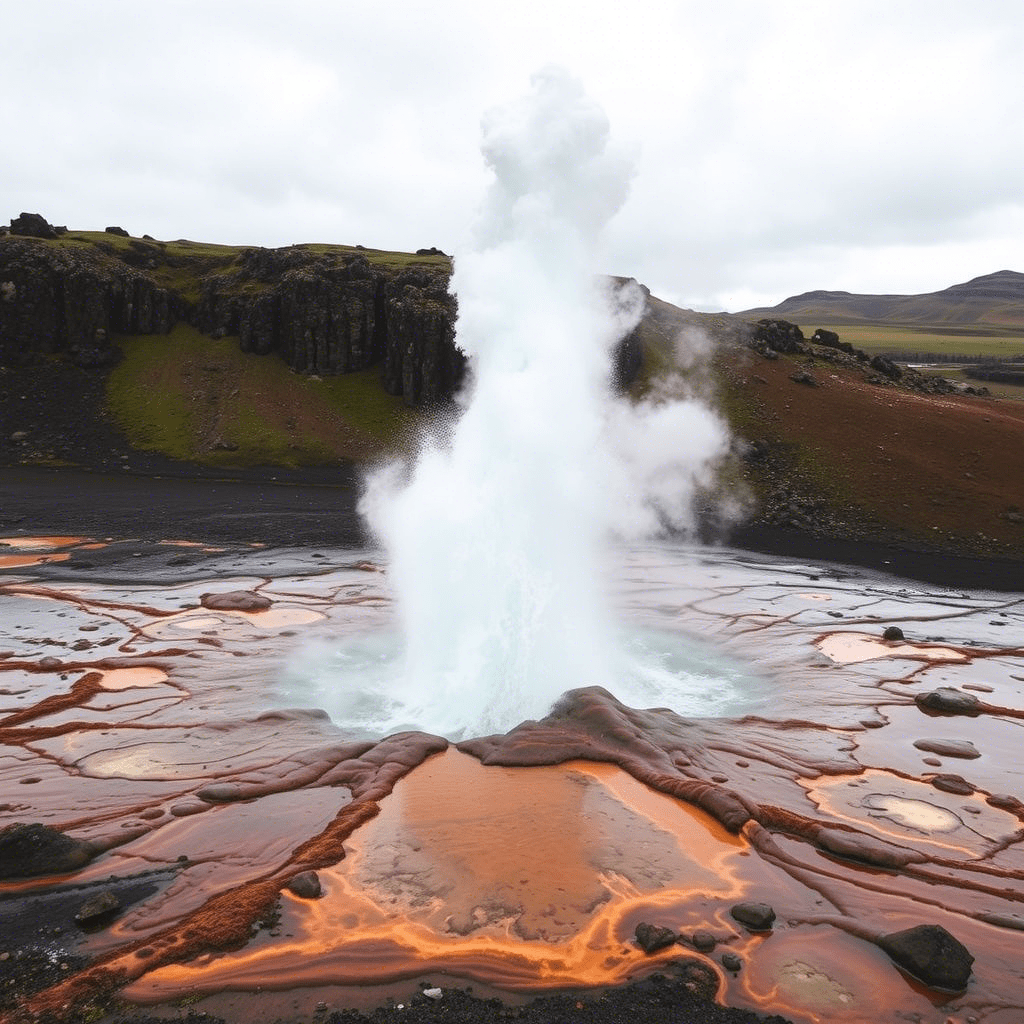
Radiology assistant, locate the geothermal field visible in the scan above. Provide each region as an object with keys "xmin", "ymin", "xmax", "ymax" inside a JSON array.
[
  {"xmin": 2, "ymin": 69, "xmax": 1023, "ymax": 1024},
  {"xmin": 1, "ymin": 538, "xmax": 1023, "ymax": 1024}
]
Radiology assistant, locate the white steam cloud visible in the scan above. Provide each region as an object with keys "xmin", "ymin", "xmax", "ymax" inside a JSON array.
[{"xmin": 356, "ymin": 67, "xmax": 729, "ymax": 737}]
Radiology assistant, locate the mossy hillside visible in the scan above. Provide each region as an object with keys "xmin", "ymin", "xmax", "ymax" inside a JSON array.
[{"xmin": 106, "ymin": 323, "xmax": 418, "ymax": 468}]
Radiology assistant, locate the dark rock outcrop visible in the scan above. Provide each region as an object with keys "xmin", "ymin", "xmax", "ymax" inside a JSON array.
[
  {"xmin": 878, "ymin": 924, "xmax": 974, "ymax": 991},
  {"xmin": 753, "ymin": 319, "xmax": 805, "ymax": 355},
  {"xmin": 1, "ymin": 229, "xmax": 639, "ymax": 410},
  {"xmin": 0, "ymin": 822, "xmax": 97, "ymax": 878},
  {"xmin": 9, "ymin": 212, "xmax": 60, "ymax": 239},
  {"xmin": 0, "ymin": 237, "xmax": 175, "ymax": 365},
  {"xmin": 870, "ymin": 354, "xmax": 903, "ymax": 380},
  {"xmin": 199, "ymin": 247, "xmax": 463, "ymax": 405},
  {"xmin": 381, "ymin": 269, "xmax": 464, "ymax": 405}
]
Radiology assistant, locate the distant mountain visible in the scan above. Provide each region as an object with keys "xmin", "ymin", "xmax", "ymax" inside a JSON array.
[{"xmin": 741, "ymin": 270, "xmax": 1024, "ymax": 333}]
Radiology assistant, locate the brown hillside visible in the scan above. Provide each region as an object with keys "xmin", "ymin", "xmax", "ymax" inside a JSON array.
[{"xmin": 743, "ymin": 270, "xmax": 1024, "ymax": 332}]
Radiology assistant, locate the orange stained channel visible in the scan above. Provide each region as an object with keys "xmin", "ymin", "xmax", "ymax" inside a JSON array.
[
  {"xmin": 0, "ymin": 535, "xmax": 86, "ymax": 549},
  {"xmin": 127, "ymin": 750, "xmax": 750, "ymax": 1002},
  {"xmin": 0, "ymin": 552, "xmax": 71, "ymax": 568}
]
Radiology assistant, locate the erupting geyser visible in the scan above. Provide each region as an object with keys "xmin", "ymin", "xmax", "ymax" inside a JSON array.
[{"xmin": 339, "ymin": 68, "xmax": 729, "ymax": 738}]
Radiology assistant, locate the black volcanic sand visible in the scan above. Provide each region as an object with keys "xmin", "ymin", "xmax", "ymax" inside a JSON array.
[
  {"xmin": 1, "ymin": 486, "xmax": 1023, "ymax": 1023},
  {"xmin": 3, "ymin": 462, "xmax": 1024, "ymax": 590}
]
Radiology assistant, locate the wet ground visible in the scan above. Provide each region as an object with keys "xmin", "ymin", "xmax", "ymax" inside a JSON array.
[{"xmin": 1, "ymin": 536, "xmax": 1022, "ymax": 1024}]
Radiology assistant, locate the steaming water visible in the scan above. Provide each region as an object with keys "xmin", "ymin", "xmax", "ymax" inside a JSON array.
[
  {"xmin": 282, "ymin": 620, "xmax": 755, "ymax": 741},
  {"xmin": 327, "ymin": 69, "xmax": 730, "ymax": 739}
]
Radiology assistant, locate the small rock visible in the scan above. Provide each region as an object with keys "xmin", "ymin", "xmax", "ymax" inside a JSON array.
[
  {"xmin": 38, "ymin": 656, "xmax": 62, "ymax": 670},
  {"xmin": 882, "ymin": 625, "xmax": 905, "ymax": 641},
  {"xmin": 789, "ymin": 370, "xmax": 818, "ymax": 386},
  {"xmin": 878, "ymin": 924, "xmax": 974, "ymax": 991},
  {"xmin": 913, "ymin": 738, "xmax": 980, "ymax": 759},
  {"xmin": 930, "ymin": 775, "xmax": 975, "ymax": 796},
  {"xmin": 422, "ymin": 988, "xmax": 443, "ymax": 1001},
  {"xmin": 915, "ymin": 688, "xmax": 980, "ymax": 716},
  {"xmin": 10, "ymin": 430, "xmax": 28, "ymax": 442},
  {"xmin": 730, "ymin": 901, "xmax": 776, "ymax": 931},
  {"xmin": 197, "ymin": 783, "xmax": 243, "ymax": 802},
  {"xmin": 105, "ymin": 225, "xmax": 130, "ymax": 237},
  {"xmin": 634, "ymin": 922, "xmax": 678, "ymax": 953},
  {"xmin": 200, "ymin": 590, "xmax": 272, "ymax": 612},
  {"xmin": 74, "ymin": 890, "xmax": 121, "ymax": 927},
  {"xmin": 691, "ymin": 930, "xmax": 716, "ymax": 952},
  {"xmin": 287, "ymin": 870, "xmax": 322, "ymax": 899},
  {"xmin": 721, "ymin": 952, "xmax": 743, "ymax": 972}
]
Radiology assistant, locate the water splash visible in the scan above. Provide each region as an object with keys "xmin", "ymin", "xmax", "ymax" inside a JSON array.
[{"xmin": 357, "ymin": 68, "xmax": 729, "ymax": 738}]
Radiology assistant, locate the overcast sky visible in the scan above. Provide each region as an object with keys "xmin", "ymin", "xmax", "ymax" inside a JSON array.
[{"xmin": 4, "ymin": 1, "xmax": 1022, "ymax": 311}]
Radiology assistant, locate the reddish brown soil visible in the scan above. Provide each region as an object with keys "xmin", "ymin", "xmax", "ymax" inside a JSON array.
[{"xmin": 719, "ymin": 345, "xmax": 1024, "ymax": 558}]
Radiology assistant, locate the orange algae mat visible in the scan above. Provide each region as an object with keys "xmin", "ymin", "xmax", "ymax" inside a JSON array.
[{"xmin": 1, "ymin": 538, "xmax": 1023, "ymax": 1024}]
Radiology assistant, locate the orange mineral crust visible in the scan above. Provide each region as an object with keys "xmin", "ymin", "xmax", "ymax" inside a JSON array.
[
  {"xmin": 128, "ymin": 751, "xmax": 751, "ymax": 998},
  {"xmin": 1, "ymin": 538, "xmax": 1023, "ymax": 1024}
]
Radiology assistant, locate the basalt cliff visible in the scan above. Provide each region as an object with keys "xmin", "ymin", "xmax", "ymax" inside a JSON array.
[{"xmin": 0, "ymin": 214, "xmax": 465, "ymax": 406}]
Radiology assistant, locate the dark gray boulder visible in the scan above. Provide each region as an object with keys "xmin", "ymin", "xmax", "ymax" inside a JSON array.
[
  {"xmin": 915, "ymin": 688, "xmax": 981, "ymax": 716},
  {"xmin": 9, "ymin": 212, "xmax": 58, "ymax": 239},
  {"xmin": 878, "ymin": 924, "xmax": 973, "ymax": 991},
  {"xmin": 634, "ymin": 922, "xmax": 678, "ymax": 953},
  {"xmin": 287, "ymin": 870, "xmax": 322, "ymax": 899},
  {"xmin": 730, "ymin": 901, "xmax": 776, "ymax": 931},
  {"xmin": 754, "ymin": 319, "xmax": 804, "ymax": 354},
  {"xmin": 882, "ymin": 625, "xmax": 905, "ymax": 641},
  {"xmin": 74, "ymin": 889, "xmax": 122, "ymax": 926}
]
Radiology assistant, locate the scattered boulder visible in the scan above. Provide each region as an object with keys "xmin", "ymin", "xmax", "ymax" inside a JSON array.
[
  {"xmin": 422, "ymin": 987, "xmax": 444, "ymax": 1001},
  {"xmin": 0, "ymin": 822, "xmax": 97, "ymax": 878},
  {"xmin": 414, "ymin": 247, "xmax": 448, "ymax": 257},
  {"xmin": 730, "ymin": 901, "xmax": 776, "ymax": 931},
  {"xmin": 9, "ymin": 212, "xmax": 58, "ymax": 239},
  {"xmin": 753, "ymin": 319, "xmax": 805, "ymax": 354},
  {"xmin": 913, "ymin": 738, "xmax": 980, "ymax": 759},
  {"xmin": 882, "ymin": 625, "xmax": 905, "ymax": 641},
  {"xmin": 789, "ymin": 369, "xmax": 818, "ymax": 386},
  {"xmin": 634, "ymin": 922, "xmax": 678, "ymax": 953},
  {"xmin": 915, "ymin": 688, "xmax": 981, "ymax": 716},
  {"xmin": 286, "ymin": 870, "xmax": 322, "ymax": 899},
  {"xmin": 877, "ymin": 924, "xmax": 974, "ymax": 991},
  {"xmin": 691, "ymin": 930, "xmax": 717, "ymax": 952},
  {"xmin": 105, "ymin": 226, "xmax": 130, "ymax": 237},
  {"xmin": 200, "ymin": 590, "xmax": 272, "ymax": 612},
  {"xmin": 74, "ymin": 889, "xmax": 121, "ymax": 927}
]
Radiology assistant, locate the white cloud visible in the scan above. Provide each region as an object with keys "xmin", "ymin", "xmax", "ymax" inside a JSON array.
[{"xmin": 2, "ymin": 0, "xmax": 1021, "ymax": 308}]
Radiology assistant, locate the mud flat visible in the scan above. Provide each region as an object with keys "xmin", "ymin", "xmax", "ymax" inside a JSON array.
[{"xmin": 1, "ymin": 538, "xmax": 1022, "ymax": 1024}]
